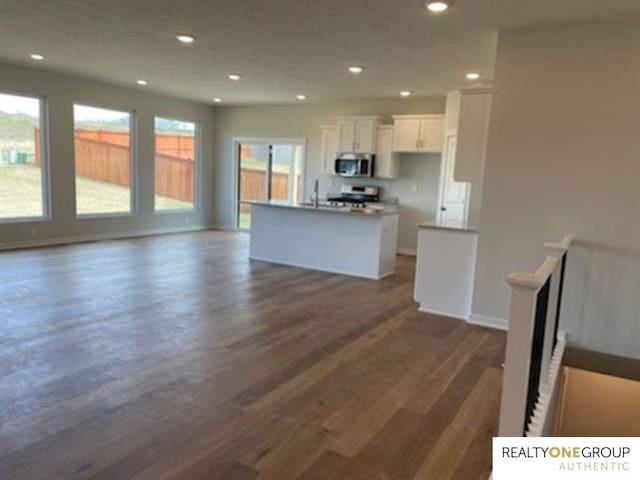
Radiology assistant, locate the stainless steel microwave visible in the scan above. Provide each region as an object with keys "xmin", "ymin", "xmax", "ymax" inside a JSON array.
[{"xmin": 334, "ymin": 153, "xmax": 375, "ymax": 177}]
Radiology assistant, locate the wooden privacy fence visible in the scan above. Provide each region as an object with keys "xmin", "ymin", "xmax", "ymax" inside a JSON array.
[
  {"xmin": 155, "ymin": 133, "xmax": 195, "ymax": 160},
  {"xmin": 240, "ymin": 169, "xmax": 301, "ymax": 202},
  {"xmin": 34, "ymin": 128, "xmax": 194, "ymax": 202},
  {"xmin": 33, "ymin": 129, "xmax": 299, "ymax": 205},
  {"xmin": 154, "ymin": 153, "xmax": 194, "ymax": 202},
  {"xmin": 74, "ymin": 129, "xmax": 130, "ymax": 148},
  {"xmin": 74, "ymin": 129, "xmax": 195, "ymax": 159},
  {"xmin": 74, "ymin": 136, "xmax": 131, "ymax": 187}
]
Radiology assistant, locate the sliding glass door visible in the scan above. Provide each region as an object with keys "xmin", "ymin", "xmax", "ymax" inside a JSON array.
[{"xmin": 237, "ymin": 141, "xmax": 304, "ymax": 230}]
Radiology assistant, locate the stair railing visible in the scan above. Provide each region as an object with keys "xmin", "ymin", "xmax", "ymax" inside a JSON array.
[{"xmin": 498, "ymin": 236, "xmax": 571, "ymax": 436}]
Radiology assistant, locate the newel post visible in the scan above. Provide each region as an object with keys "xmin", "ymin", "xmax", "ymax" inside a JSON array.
[{"xmin": 498, "ymin": 272, "xmax": 541, "ymax": 436}]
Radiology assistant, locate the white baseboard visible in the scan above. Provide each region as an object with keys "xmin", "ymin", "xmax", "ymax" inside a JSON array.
[
  {"xmin": 468, "ymin": 313, "xmax": 509, "ymax": 331},
  {"xmin": 397, "ymin": 247, "xmax": 417, "ymax": 256},
  {"xmin": 0, "ymin": 224, "xmax": 217, "ymax": 251},
  {"xmin": 418, "ymin": 306, "xmax": 469, "ymax": 322}
]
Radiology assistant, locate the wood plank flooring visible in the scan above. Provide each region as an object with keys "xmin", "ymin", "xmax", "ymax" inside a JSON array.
[{"xmin": 0, "ymin": 231, "xmax": 505, "ymax": 479}]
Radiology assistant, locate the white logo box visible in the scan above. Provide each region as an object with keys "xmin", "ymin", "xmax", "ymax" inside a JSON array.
[{"xmin": 493, "ymin": 437, "xmax": 639, "ymax": 480}]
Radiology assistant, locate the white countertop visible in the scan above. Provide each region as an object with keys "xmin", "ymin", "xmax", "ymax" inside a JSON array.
[
  {"xmin": 247, "ymin": 200, "xmax": 399, "ymax": 217},
  {"xmin": 418, "ymin": 219, "xmax": 478, "ymax": 233}
]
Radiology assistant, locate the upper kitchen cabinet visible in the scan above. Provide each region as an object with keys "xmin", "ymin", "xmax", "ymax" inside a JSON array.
[
  {"xmin": 392, "ymin": 117, "xmax": 421, "ymax": 152},
  {"xmin": 320, "ymin": 125, "xmax": 339, "ymax": 174},
  {"xmin": 374, "ymin": 125, "xmax": 399, "ymax": 179},
  {"xmin": 392, "ymin": 115, "xmax": 444, "ymax": 153},
  {"xmin": 454, "ymin": 88, "xmax": 493, "ymax": 183},
  {"xmin": 336, "ymin": 116, "xmax": 378, "ymax": 154}
]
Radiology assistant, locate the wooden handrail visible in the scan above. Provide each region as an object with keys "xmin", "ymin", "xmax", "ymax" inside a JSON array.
[
  {"xmin": 543, "ymin": 235, "xmax": 572, "ymax": 254},
  {"xmin": 507, "ymin": 256, "xmax": 558, "ymax": 290}
]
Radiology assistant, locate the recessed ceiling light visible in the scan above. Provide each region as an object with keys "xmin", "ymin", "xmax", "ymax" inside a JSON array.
[
  {"xmin": 425, "ymin": 1, "xmax": 449, "ymax": 13},
  {"xmin": 466, "ymin": 72, "xmax": 480, "ymax": 80},
  {"xmin": 176, "ymin": 34, "xmax": 196, "ymax": 44},
  {"xmin": 296, "ymin": 95, "xmax": 306, "ymax": 100},
  {"xmin": 30, "ymin": 53, "xmax": 44, "ymax": 61},
  {"xmin": 228, "ymin": 74, "xmax": 241, "ymax": 81},
  {"xmin": 213, "ymin": 97, "xmax": 222, "ymax": 103},
  {"xmin": 400, "ymin": 90, "xmax": 411, "ymax": 97},
  {"xmin": 136, "ymin": 79, "xmax": 148, "ymax": 86},
  {"xmin": 348, "ymin": 66, "xmax": 364, "ymax": 74}
]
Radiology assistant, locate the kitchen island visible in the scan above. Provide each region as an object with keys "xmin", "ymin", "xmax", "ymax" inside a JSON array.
[{"xmin": 248, "ymin": 200, "xmax": 399, "ymax": 279}]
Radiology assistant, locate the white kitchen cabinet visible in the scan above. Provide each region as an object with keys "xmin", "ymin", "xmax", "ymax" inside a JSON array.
[
  {"xmin": 336, "ymin": 116, "xmax": 378, "ymax": 154},
  {"xmin": 320, "ymin": 125, "xmax": 338, "ymax": 174},
  {"xmin": 454, "ymin": 88, "xmax": 493, "ymax": 183},
  {"xmin": 337, "ymin": 120, "xmax": 356, "ymax": 153},
  {"xmin": 392, "ymin": 115, "xmax": 444, "ymax": 153},
  {"xmin": 392, "ymin": 117, "xmax": 421, "ymax": 152},
  {"xmin": 419, "ymin": 117, "xmax": 445, "ymax": 152},
  {"xmin": 374, "ymin": 125, "xmax": 399, "ymax": 179}
]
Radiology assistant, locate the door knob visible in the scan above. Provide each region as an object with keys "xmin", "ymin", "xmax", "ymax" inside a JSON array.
[{"xmin": 441, "ymin": 207, "xmax": 447, "ymax": 211}]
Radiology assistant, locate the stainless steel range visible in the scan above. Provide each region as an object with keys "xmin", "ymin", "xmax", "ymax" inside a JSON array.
[{"xmin": 327, "ymin": 185, "xmax": 380, "ymax": 209}]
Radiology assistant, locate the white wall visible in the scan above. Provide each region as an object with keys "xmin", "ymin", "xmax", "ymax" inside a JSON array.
[
  {"xmin": 472, "ymin": 21, "xmax": 640, "ymax": 359},
  {"xmin": 212, "ymin": 97, "xmax": 445, "ymax": 251},
  {"xmin": 0, "ymin": 62, "xmax": 215, "ymax": 247},
  {"xmin": 444, "ymin": 90, "xmax": 484, "ymax": 229}
]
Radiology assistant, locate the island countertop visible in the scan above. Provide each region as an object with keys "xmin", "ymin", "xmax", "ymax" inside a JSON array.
[
  {"xmin": 246, "ymin": 200, "xmax": 399, "ymax": 216},
  {"xmin": 418, "ymin": 219, "xmax": 478, "ymax": 233}
]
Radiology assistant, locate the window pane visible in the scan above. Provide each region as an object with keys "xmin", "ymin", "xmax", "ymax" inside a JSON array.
[
  {"xmin": 271, "ymin": 144, "xmax": 304, "ymax": 204},
  {"xmin": 238, "ymin": 143, "xmax": 269, "ymax": 229},
  {"xmin": 74, "ymin": 105, "xmax": 132, "ymax": 215},
  {"xmin": 0, "ymin": 93, "xmax": 45, "ymax": 219},
  {"xmin": 154, "ymin": 117, "xmax": 196, "ymax": 210}
]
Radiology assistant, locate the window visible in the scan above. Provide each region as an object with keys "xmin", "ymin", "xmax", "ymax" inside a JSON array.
[
  {"xmin": 0, "ymin": 92, "xmax": 48, "ymax": 220},
  {"xmin": 237, "ymin": 141, "xmax": 305, "ymax": 229},
  {"xmin": 73, "ymin": 104, "xmax": 133, "ymax": 216},
  {"xmin": 154, "ymin": 117, "xmax": 197, "ymax": 211}
]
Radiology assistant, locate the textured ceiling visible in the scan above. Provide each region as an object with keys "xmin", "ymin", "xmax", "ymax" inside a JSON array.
[{"xmin": 0, "ymin": 0, "xmax": 639, "ymax": 104}]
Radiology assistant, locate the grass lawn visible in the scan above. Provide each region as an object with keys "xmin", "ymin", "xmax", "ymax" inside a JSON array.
[
  {"xmin": 1, "ymin": 164, "xmax": 191, "ymax": 218},
  {"xmin": 0, "ymin": 164, "xmax": 44, "ymax": 218},
  {"xmin": 239, "ymin": 212, "xmax": 251, "ymax": 230}
]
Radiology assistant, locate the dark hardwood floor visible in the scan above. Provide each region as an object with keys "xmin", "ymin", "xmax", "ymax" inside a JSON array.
[{"xmin": 0, "ymin": 231, "xmax": 505, "ymax": 480}]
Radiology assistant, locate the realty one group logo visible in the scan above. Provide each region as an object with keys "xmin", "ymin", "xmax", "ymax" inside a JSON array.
[{"xmin": 493, "ymin": 437, "xmax": 639, "ymax": 479}]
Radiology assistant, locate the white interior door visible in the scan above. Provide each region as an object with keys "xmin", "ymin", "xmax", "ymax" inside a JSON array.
[{"xmin": 438, "ymin": 135, "xmax": 470, "ymax": 226}]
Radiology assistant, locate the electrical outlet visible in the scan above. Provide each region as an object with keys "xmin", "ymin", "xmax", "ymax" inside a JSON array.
[
  {"xmin": 412, "ymin": 184, "xmax": 418, "ymax": 193},
  {"xmin": 30, "ymin": 228, "xmax": 37, "ymax": 238}
]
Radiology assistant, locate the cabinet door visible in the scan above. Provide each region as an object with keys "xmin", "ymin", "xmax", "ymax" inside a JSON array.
[
  {"xmin": 374, "ymin": 127, "xmax": 398, "ymax": 178},
  {"xmin": 337, "ymin": 120, "xmax": 356, "ymax": 153},
  {"xmin": 354, "ymin": 119, "xmax": 377, "ymax": 154},
  {"xmin": 392, "ymin": 118, "xmax": 421, "ymax": 152},
  {"xmin": 419, "ymin": 118, "xmax": 444, "ymax": 153},
  {"xmin": 321, "ymin": 126, "xmax": 338, "ymax": 174}
]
